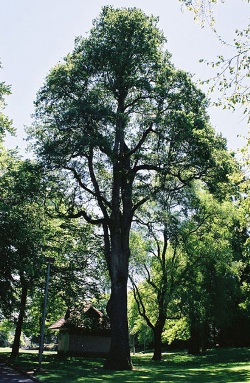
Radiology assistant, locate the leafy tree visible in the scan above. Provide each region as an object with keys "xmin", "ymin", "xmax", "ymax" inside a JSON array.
[
  {"xmin": 129, "ymin": 181, "xmax": 240, "ymax": 359},
  {"xmin": 225, "ymin": 135, "xmax": 250, "ymax": 347},
  {"xmin": 0, "ymin": 158, "xmax": 57, "ymax": 357},
  {"xmin": 0, "ymin": 62, "xmax": 14, "ymax": 141},
  {"xmin": 0, "ymin": 156, "xmax": 107, "ymax": 355},
  {"xmin": 236, "ymin": 134, "xmax": 250, "ymax": 232},
  {"xmin": 0, "ymin": 66, "xmax": 16, "ymax": 322},
  {"xmin": 50, "ymin": 221, "xmax": 107, "ymax": 309},
  {"xmin": 183, "ymin": 249, "xmax": 241, "ymax": 353},
  {"xmin": 129, "ymin": 188, "xmax": 191, "ymax": 361},
  {"xmin": 179, "ymin": 0, "xmax": 250, "ymax": 119},
  {"xmin": 28, "ymin": 7, "xmax": 233, "ymax": 370},
  {"xmin": 179, "ymin": 0, "xmax": 248, "ymax": 24},
  {"xmin": 21, "ymin": 219, "xmax": 107, "ymax": 344}
]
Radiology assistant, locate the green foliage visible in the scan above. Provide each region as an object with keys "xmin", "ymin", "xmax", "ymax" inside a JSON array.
[
  {"xmin": 179, "ymin": 1, "xmax": 248, "ymax": 26},
  {"xmin": 0, "ymin": 157, "xmax": 46, "ymax": 316},
  {"xmin": 129, "ymin": 178, "xmax": 244, "ymax": 353},
  {"xmin": 0, "ymin": 320, "xmax": 15, "ymax": 346},
  {"xmin": 233, "ymin": 133, "xmax": 250, "ymax": 230},
  {"xmin": 27, "ymin": 6, "xmax": 241, "ymax": 367},
  {"xmin": 163, "ymin": 317, "xmax": 190, "ymax": 344},
  {"xmin": 179, "ymin": 1, "xmax": 250, "ymax": 119},
  {"xmin": 0, "ymin": 152, "xmax": 107, "ymax": 353},
  {"xmin": 48, "ymin": 221, "xmax": 108, "ymax": 311},
  {"xmin": 200, "ymin": 27, "xmax": 250, "ymax": 118},
  {"xmin": 28, "ymin": 6, "xmax": 229, "ymax": 221},
  {"xmin": 0, "ymin": 63, "xmax": 15, "ymax": 140}
]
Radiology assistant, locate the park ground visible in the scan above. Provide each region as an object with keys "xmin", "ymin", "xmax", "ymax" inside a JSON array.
[{"xmin": 0, "ymin": 347, "xmax": 250, "ymax": 383}]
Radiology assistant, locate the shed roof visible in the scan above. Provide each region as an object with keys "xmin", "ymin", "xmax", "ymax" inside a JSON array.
[
  {"xmin": 49, "ymin": 317, "xmax": 66, "ymax": 330},
  {"xmin": 49, "ymin": 304, "xmax": 109, "ymax": 331}
]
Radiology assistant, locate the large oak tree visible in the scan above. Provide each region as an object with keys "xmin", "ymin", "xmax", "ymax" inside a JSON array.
[{"xmin": 28, "ymin": 7, "xmax": 233, "ymax": 370}]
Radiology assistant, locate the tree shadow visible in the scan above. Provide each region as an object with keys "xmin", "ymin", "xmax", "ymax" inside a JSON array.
[{"xmin": 1, "ymin": 347, "xmax": 249, "ymax": 383}]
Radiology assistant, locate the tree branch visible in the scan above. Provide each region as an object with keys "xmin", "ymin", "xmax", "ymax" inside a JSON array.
[
  {"xmin": 129, "ymin": 276, "xmax": 155, "ymax": 330},
  {"xmin": 126, "ymin": 124, "xmax": 154, "ymax": 157},
  {"xmin": 87, "ymin": 148, "xmax": 111, "ymax": 222}
]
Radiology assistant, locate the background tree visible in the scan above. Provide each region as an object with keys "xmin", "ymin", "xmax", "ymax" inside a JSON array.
[
  {"xmin": 0, "ymin": 65, "xmax": 16, "ymax": 326},
  {"xmin": 0, "ymin": 157, "xmax": 60, "ymax": 357},
  {"xmin": 21, "ymin": 219, "xmax": 108, "ymax": 345},
  {"xmin": 0, "ymin": 156, "xmax": 108, "ymax": 355},
  {"xmin": 28, "ymin": 7, "xmax": 234, "ymax": 370},
  {"xmin": 129, "ymin": 186, "xmax": 193, "ymax": 361},
  {"xmin": 222, "ymin": 134, "xmax": 250, "ymax": 347},
  {"xmin": 179, "ymin": 0, "xmax": 250, "ymax": 119},
  {"xmin": 129, "ymin": 179, "xmax": 241, "ymax": 359},
  {"xmin": 0, "ymin": 62, "xmax": 14, "ymax": 141},
  {"xmin": 45, "ymin": 218, "xmax": 109, "ymax": 338}
]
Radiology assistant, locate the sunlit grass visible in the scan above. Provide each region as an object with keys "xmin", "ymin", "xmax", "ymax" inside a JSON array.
[{"xmin": 0, "ymin": 347, "xmax": 249, "ymax": 382}]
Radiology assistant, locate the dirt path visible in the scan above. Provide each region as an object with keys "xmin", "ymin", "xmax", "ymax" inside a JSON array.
[{"xmin": 0, "ymin": 362, "xmax": 39, "ymax": 383}]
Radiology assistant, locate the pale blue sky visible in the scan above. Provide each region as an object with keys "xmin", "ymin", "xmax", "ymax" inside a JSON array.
[{"xmin": 0, "ymin": 0, "xmax": 249, "ymax": 155}]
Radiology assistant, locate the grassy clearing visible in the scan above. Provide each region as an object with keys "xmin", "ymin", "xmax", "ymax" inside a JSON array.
[{"xmin": 0, "ymin": 347, "xmax": 250, "ymax": 383}]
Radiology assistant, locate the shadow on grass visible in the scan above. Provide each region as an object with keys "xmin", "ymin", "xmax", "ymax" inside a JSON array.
[{"xmin": 0, "ymin": 348, "xmax": 249, "ymax": 383}]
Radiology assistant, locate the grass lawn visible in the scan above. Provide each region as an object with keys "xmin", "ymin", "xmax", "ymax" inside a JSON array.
[{"xmin": 0, "ymin": 347, "xmax": 250, "ymax": 383}]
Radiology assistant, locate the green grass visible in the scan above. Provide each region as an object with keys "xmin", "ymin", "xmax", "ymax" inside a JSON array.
[{"xmin": 0, "ymin": 347, "xmax": 250, "ymax": 383}]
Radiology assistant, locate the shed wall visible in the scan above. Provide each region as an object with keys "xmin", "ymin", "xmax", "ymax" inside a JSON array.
[{"xmin": 58, "ymin": 333, "xmax": 111, "ymax": 356}]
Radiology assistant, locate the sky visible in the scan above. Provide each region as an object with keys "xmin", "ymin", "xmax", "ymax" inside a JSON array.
[{"xmin": 0, "ymin": 0, "xmax": 249, "ymax": 156}]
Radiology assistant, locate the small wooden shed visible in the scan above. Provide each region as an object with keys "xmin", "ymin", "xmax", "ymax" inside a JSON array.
[{"xmin": 49, "ymin": 304, "xmax": 111, "ymax": 357}]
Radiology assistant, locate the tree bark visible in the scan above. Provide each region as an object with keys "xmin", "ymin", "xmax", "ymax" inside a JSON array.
[
  {"xmin": 103, "ymin": 93, "xmax": 133, "ymax": 370},
  {"xmin": 104, "ymin": 231, "xmax": 133, "ymax": 370},
  {"xmin": 11, "ymin": 280, "xmax": 28, "ymax": 359},
  {"xmin": 104, "ymin": 279, "xmax": 132, "ymax": 369},
  {"xmin": 152, "ymin": 326, "xmax": 163, "ymax": 361}
]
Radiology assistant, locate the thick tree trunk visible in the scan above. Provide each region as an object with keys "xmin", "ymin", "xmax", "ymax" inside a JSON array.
[
  {"xmin": 103, "ymin": 94, "xmax": 133, "ymax": 370},
  {"xmin": 104, "ymin": 231, "xmax": 133, "ymax": 370},
  {"xmin": 152, "ymin": 327, "xmax": 163, "ymax": 361},
  {"xmin": 104, "ymin": 280, "xmax": 132, "ymax": 370},
  {"xmin": 11, "ymin": 281, "xmax": 28, "ymax": 359}
]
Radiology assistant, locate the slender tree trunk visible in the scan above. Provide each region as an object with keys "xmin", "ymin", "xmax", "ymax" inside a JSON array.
[
  {"xmin": 11, "ymin": 281, "xmax": 28, "ymax": 359},
  {"xmin": 188, "ymin": 320, "xmax": 208, "ymax": 355},
  {"xmin": 152, "ymin": 293, "xmax": 167, "ymax": 361}
]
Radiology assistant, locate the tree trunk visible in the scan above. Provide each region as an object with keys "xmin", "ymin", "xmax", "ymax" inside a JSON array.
[
  {"xmin": 11, "ymin": 281, "xmax": 28, "ymax": 359},
  {"xmin": 104, "ymin": 230, "xmax": 133, "ymax": 370},
  {"xmin": 104, "ymin": 279, "xmax": 132, "ymax": 370},
  {"xmin": 103, "ymin": 94, "xmax": 133, "ymax": 370},
  {"xmin": 152, "ymin": 327, "xmax": 163, "ymax": 361},
  {"xmin": 188, "ymin": 321, "xmax": 208, "ymax": 355}
]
